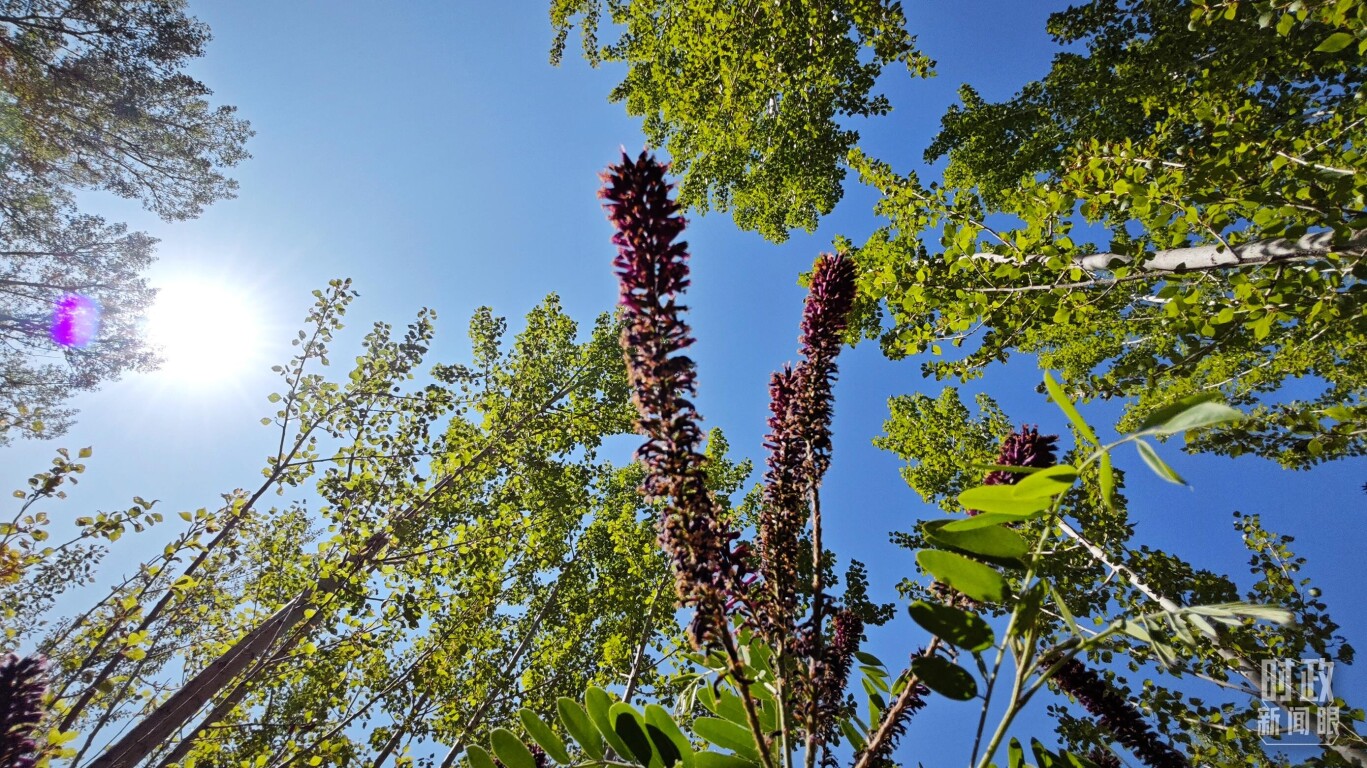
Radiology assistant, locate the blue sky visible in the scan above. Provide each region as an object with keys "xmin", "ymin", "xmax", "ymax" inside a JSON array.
[{"xmin": 6, "ymin": 1, "xmax": 1365, "ymax": 763}]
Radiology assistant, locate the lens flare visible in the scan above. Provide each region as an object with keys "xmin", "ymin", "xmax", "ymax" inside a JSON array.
[{"xmin": 51, "ymin": 294, "xmax": 101, "ymax": 348}]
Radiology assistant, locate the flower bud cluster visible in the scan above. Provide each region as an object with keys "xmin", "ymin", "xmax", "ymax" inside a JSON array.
[
  {"xmin": 603, "ymin": 151, "xmax": 747, "ymax": 648},
  {"xmin": 758, "ymin": 254, "xmax": 857, "ymax": 635},
  {"xmin": 0, "ymin": 654, "xmax": 47, "ymax": 768},
  {"xmin": 1047, "ymin": 655, "xmax": 1188, "ymax": 768},
  {"xmin": 985, "ymin": 425, "xmax": 1059, "ymax": 487}
]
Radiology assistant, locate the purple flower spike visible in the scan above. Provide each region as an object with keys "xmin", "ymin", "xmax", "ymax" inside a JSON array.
[
  {"xmin": 757, "ymin": 254, "xmax": 857, "ymax": 634},
  {"xmin": 964, "ymin": 425, "xmax": 1059, "ymax": 517},
  {"xmin": 1048, "ymin": 656, "xmax": 1189, "ymax": 768},
  {"xmin": 0, "ymin": 653, "xmax": 48, "ymax": 768},
  {"xmin": 603, "ymin": 151, "xmax": 744, "ymax": 649},
  {"xmin": 50, "ymin": 293, "xmax": 101, "ymax": 348}
]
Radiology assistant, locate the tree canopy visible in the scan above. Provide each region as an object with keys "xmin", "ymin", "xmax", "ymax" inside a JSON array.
[
  {"xmin": 0, "ymin": 0, "xmax": 251, "ymax": 218},
  {"xmin": 849, "ymin": 0, "xmax": 1367, "ymax": 468},
  {"xmin": 2, "ymin": 283, "xmax": 736, "ymax": 766},
  {"xmin": 0, "ymin": 0, "xmax": 252, "ymax": 442},
  {"xmin": 549, "ymin": 0, "xmax": 931, "ymax": 241},
  {"xmin": 554, "ymin": 0, "xmax": 1367, "ymax": 468}
]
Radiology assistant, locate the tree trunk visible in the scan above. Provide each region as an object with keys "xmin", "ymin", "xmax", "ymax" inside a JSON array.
[
  {"xmin": 1057, "ymin": 521, "xmax": 1366, "ymax": 767},
  {"xmin": 88, "ymin": 378, "xmax": 584, "ymax": 768},
  {"xmin": 970, "ymin": 228, "xmax": 1366, "ymax": 273},
  {"xmin": 87, "ymin": 593, "xmax": 312, "ymax": 768},
  {"xmin": 437, "ymin": 566, "xmax": 571, "ymax": 768}
]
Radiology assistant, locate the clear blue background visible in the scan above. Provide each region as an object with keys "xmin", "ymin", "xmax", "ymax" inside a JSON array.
[{"xmin": 6, "ymin": 2, "xmax": 1364, "ymax": 763}]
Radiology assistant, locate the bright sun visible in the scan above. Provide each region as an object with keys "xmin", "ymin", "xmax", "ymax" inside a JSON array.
[{"xmin": 145, "ymin": 277, "xmax": 263, "ymax": 385}]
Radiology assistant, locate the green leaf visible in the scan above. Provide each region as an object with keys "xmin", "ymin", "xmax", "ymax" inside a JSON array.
[
  {"xmin": 466, "ymin": 745, "xmax": 498, "ymax": 768},
  {"xmin": 853, "ymin": 651, "xmax": 886, "ymax": 667},
  {"xmin": 907, "ymin": 600, "xmax": 995, "ymax": 651},
  {"xmin": 490, "ymin": 729, "xmax": 537, "ymax": 768},
  {"xmin": 1135, "ymin": 440, "xmax": 1187, "ymax": 485},
  {"xmin": 647, "ymin": 724, "xmax": 684, "ymax": 768},
  {"xmin": 1008, "ymin": 738, "xmax": 1026, "ymax": 768},
  {"xmin": 701, "ymin": 686, "xmax": 749, "ymax": 726},
  {"xmin": 957, "ymin": 485, "xmax": 1052, "ymax": 517},
  {"xmin": 910, "ymin": 655, "xmax": 978, "ymax": 700},
  {"xmin": 612, "ymin": 706, "xmax": 657, "ymax": 768},
  {"xmin": 924, "ymin": 520, "xmax": 1028, "ymax": 562},
  {"xmin": 694, "ymin": 753, "xmax": 758, "ymax": 768},
  {"xmin": 1135, "ymin": 395, "xmax": 1244, "ymax": 436},
  {"xmin": 1044, "ymin": 372, "xmax": 1099, "ymax": 445},
  {"xmin": 940, "ymin": 512, "xmax": 1025, "ymax": 532},
  {"xmin": 557, "ymin": 697, "xmax": 604, "ymax": 760},
  {"xmin": 838, "ymin": 718, "xmax": 866, "ymax": 751},
  {"xmin": 1315, "ymin": 32, "xmax": 1354, "ymax": 52},
  {"xmin": 1098, "ymin": 452, "xmax": 1114, "ymax": 509},
  {"xmin": 519, "ymin": 710, "xmax": 572, "ymax": 765},
  {"xmin": 586, "ymin": 688, "xmax": 634, "ymax": 760},
  {"xmin": 1048, "ymin": 583, "xmax": 1081, "ymax": 638},
  {"xmin": 1182, "ymin": 602, "xmax": 1295, "ymax": 625},
  {"xmin": 692, "ymin": 718, "xmax": 759, "ymax": 760},
  {"xmin": 1010, "ymin": 464, "xmax": 1078, "ymax": 499},
  {"xmin": 1031, "ymin": 738, "xmax": 1062, "ymax": 767},
  {"xmin": 645, "ymin": 705, "xmax": 694, "ymax": 768},
  {"xmin": 916, "ymin": 550, "xmax": 1007, "ymax": 603}
]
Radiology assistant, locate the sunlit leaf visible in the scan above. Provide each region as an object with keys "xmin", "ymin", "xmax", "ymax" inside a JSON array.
[
  {"xmin": 923, "ymin": 520, "xmax": 1028, "ymax": 564},
  {"xmin": 1135, "ymin": 439, "xmax": 1186, "ymax": 485},
  {"xmin": 1044, "ymin": 372, "xmax": 1098, "ymax": 445},
  {"xmin": 916, "ymin": 550, "xmax": 1007, "ymax": 602},
  {"xmin": 1135, "ymin": 395, "xmax": 1244, "ymax": 436},
  {"xmin": 558, "ymin": 698, "xmax": 604, "ymax": 760},
  {"xmin": 466, "ymin": 745, "xmax": 498, "ymax": 768},
  {"xmin": 1010, "ymin": 464, "xmax": 1078, "ymax": 499},
  {"xmin": 490, "ymin": 729, "xmax": 537, "ymax": 768},
  {"xmin": 520, "ymin": 709, "xmax": 571, "ymax": 765},
  {"xmin": 693, "ymin": 717, "xmax": 759, "ymax": 760},
  {"xmin": 957, "ymin": 486, "xmax": 1052, "ymax": 517}
]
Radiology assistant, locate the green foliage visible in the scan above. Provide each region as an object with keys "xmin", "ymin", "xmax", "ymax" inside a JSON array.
[
  {"xmin": 2, "ymin": 281, "xmax": 751, "ymax": 768},
  {"xmin": 846, "ymin": 1, "xmax": 1367, "ymax": 467},
  {"xmin": 874, "ymin": 388, "xmax": 1011, "ymax": 513},
  {"xmin": 0, "ymin": 1, "xmax": 251, "ymax": 442},
  {"xmin": 880, "ymin": 374, "xmax": 1364, "ymax": 765},
  {"xmin": 0, "ymin": 0, "xmax": 252, "ymax": 218},
  {"xmin": 549, "ymin": 0, "xmax": 932, "ymax": 240},
  {"xmin": 907, "ymin": 600, "xmax": 994, "ymax": 652}
]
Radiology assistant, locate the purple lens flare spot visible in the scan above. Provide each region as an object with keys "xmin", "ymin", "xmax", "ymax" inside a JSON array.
[{"xmin": 51, "ymin": 293, "xmax": 101, "ymax": 348}]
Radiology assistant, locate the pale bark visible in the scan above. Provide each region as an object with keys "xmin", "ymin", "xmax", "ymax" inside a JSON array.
[{"xmin": 970, "ymin": 228, "xmax": 1367, "ymax": 274}]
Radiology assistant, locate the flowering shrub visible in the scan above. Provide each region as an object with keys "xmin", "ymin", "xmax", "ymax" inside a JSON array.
[{"xmin": 456, "ymin": 152, "xmax": 1365, "ymax": 768}]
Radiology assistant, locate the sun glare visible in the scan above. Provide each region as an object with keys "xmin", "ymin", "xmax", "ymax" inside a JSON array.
[{"xmin": 145, "ymin": 278, "xmax": 263, "ymax": 385}]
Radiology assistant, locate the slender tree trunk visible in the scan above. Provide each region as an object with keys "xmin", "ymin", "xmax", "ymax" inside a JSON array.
[
  {"xmin": 368, "ymin": 693, "xmax": 431, "ymax": 768},
  {"xmin": 150, "ymin": 587, "xmax": 338, "ymax": 768},
  {"xmin": 88, "ymin": 379, "xmax": 584, "ymax": 768},
  {"xmin": 437, "ymin": 564, "xmax": 572, "ymax": 768},
  {"xmin": 622, "ymin": 577, "xmax": 670, "ymax": 706},
  {"xmin": 88, "ymin": 593, "xmax": 311, "ymax": 768},
  {"xmin": 970, "ymin": 227, "xmax": 1366, "ymax": 273},
  {"xmin": 59, "ymin": 501, "xmax": 252, "ymax": 732}
]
